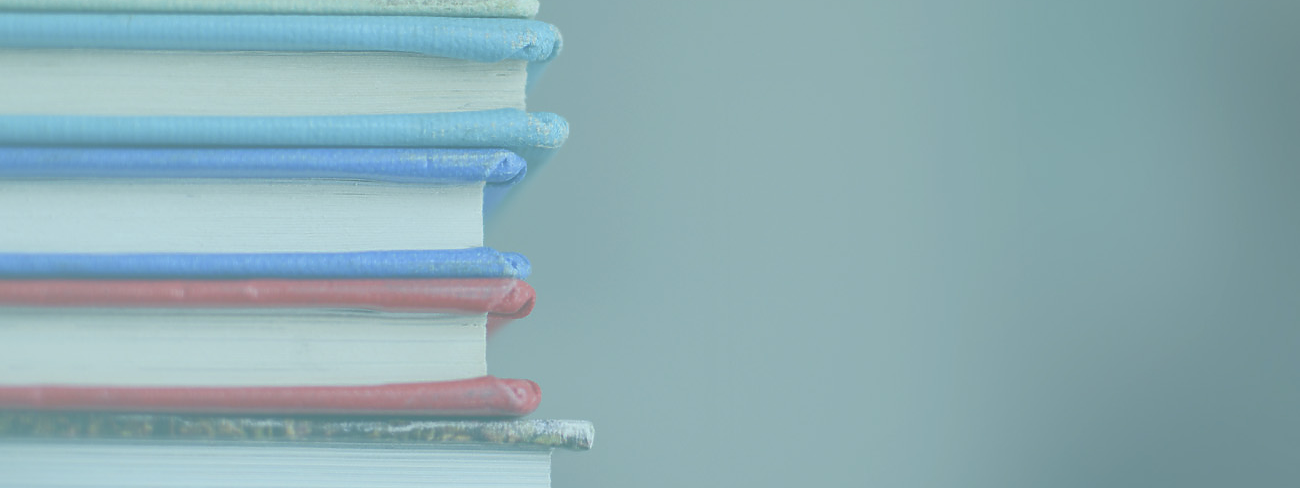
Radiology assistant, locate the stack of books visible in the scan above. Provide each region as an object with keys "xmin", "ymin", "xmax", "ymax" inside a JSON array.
[{"xmin": 0, "ymin": 1, "xmax": 591, "ymax": 486}]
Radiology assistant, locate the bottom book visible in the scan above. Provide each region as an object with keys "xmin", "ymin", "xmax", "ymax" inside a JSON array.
[{"xmin": 0, "ymin": 412, "xmax": 594, "ymax": 488}]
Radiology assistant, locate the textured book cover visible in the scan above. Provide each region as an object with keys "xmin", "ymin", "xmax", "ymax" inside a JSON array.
[
  {"xmin": 0, "ymin": 147, "xmax": 525, "ymax": 184},
  {"xmin": 0, "ymin": 414, "xmax": 593, "ymax": 450},
  {"xmin": 0, "ymin": 147, "xmax": 528, "ymax": 215},
  {"xmin": 0, "ymin": 110, "xmax": 567, "ymax": 193},
  {"xmin": 0, "ymin": 13, "xmax": 561, "ymax": 87},
  {"xmin": 0, "ymin": 0, "xmax": 542, "ymax": 19},
  {"xmin": 0, "ymin": 247, "xmax": 530, "ymax": 279},
  {"xmin": 0, "ymin": 278, "xmax": 534, "ymax": 333},
  {"xmin": 0, "ymin": 278, "xmax": 534, "ymax": 315},
  {"xmin": 0, "ymin": 376, "xmax": 541, "ymax": 417}
]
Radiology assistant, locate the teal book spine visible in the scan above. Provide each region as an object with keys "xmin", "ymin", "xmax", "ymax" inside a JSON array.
[
  {"xmin": 0, "ymin": 0, "xmax": 541, "ymax": 18},
  {"xmin": 0, "ymin": 13, "xmax": 562, "ymax": 86}
]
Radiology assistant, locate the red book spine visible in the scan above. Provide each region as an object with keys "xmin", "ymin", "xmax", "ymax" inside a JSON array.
[
  {"xmin": 0, "ymin": 376, "xmax": 540, "ymax": 417},
  {"xmin": 0, "ymin": 279, "xmax": 535, "ymax": 317}
]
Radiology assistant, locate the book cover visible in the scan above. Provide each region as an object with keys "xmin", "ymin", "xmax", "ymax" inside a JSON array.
[
  {"xmin": 0, "ymin": 278, "xmax": 534, "ymax": 315},
  {"xmin": 0, "ymin": 376, "xmax": 541, "ymax": 416},
  {"xmin": 0, "ymin": 247, "xmax": 530, "ymax": 279},
  {"xmin": 0, "ymin": 13, "xmax": 561, "ymax": 87},
  {"xmin": 0, "ymin": 110, "xmax": 566, "ymax": 199},
  {"xmin": 0, "ymin": 0, "xmax": 542, "ymax": 19},
  {"xmin": 0, "ymin": 278, "xmax": 535, "ymax": 333},
  {"xmin": 0, "ymin": 147, "xmax": 527, "ymax": 215},
  {"xmin": 0, "ymin": 413, "xmax": 593, "ymax": 450}
]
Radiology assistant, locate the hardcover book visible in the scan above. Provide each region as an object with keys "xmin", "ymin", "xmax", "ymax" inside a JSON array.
[
  {"xmin": 0, "ymin": 147, "xmax": 528, "ymax": 253},
  {"xmin": 0, "ymin": 278, "xmax": 534, "ymax": 386},
  {"xmin": 0, "ymin": 110, "xmax": 568, "ymax": 179},
  {"xmin": 0, "ymin": 0, "xmax": 542, "ymax": 18},
  {"xmin": 0, "ymin": 414, "xmax": 591, "ymax": 487},
  {"xmin": 0, "ymin": 14, "xmax": 562, "ymax": 114},
  {"xmin": 0, "ymin": 279, "xmax": 541, "ymax": 415}
]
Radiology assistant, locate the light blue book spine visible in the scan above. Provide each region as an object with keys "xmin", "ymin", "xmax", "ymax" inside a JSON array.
[
  {"xmin": 0, "ymin": 109, "xmax": 565, "ymax": 160},
  {"xmin": 0, "ymin": 147, "xmax": 524, "ymax": 184},
  {"xmin": 0, "ymin": 0, "xmax": 542, "ymax": 19},
  {"xmin": 0, "ymin": 13, "xmax": 562, "ymax": 88}
]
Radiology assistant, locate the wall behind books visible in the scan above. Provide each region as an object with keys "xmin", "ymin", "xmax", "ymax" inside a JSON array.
[{"xmin": 491, "ymin": 1, "xmax": 1299, "ymax": 487}]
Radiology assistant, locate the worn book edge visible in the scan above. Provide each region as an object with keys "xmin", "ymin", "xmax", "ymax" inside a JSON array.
[{"xmin": 0, "ymin": 414, "xmax": 592, "ymax": 450}]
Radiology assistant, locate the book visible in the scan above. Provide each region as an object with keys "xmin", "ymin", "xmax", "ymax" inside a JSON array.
[
  {"xmin": 0, "ymin": 148, "xmax": 525, "ymax": 253},
  {"xmin": 0, "ymin": 414, "xmax": 591, "ymax": 488},
  {"xmin": 0, "ymin": 14, "xmax": 562, "ymax": 114},
  {"xmin": 0, "ymin": 109, "xmax": 568, "ymax": 181},
  {"xmin": 0, "ymin": 376, "xmax": 540, "ymax": 415},
  {"xmin": 0, "ymin": 0, "xmax": 542, "ymax": 18},
  {"xmin": 0, "ymin": 279, "xmax": 534, "ymax": 386},
  {"xmin": 0, "ymin": 247, "xmax": 531, "ymax": 279}
]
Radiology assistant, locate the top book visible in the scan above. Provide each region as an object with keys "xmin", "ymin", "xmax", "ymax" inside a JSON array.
[
  {"xmin": 0, "ymin": 13, "xmax": 561, "ymax": 116},
  {"xmin": 0, "ymin": 0, "xmax": 540, "ymax": 18}
]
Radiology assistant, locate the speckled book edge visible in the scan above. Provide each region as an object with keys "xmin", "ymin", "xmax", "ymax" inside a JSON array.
[{"xmin": 0, "ymin": 413, "xmax": 594, "ymax": 451}]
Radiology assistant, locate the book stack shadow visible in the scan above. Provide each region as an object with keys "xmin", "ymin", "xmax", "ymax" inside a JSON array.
[{"xmin": 0, "ymin": 2, "xmax": 590, "ymax": 487}]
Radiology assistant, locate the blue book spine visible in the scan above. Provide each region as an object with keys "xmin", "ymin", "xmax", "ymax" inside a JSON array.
[
  {"xmin": 0, "ymin": 110, "xmax": 567, "ymax": 172},
  {"xmin": 0, "ymin": 248, "xmax": 531, "ymax": 279},
  {"xmin": 0, "ymin": 13, "xmax": 561, "ymax": 89},
  {"xmin": 0, "ymin": 147, "xmax": 525, "ymax": 184},
  {"xmin": 0, "ymin": 147, "xmax": 527, "ymax": 214},
  {"xmin": 0, "ymin": 14, "xmax": 560, "ymax": 63}
]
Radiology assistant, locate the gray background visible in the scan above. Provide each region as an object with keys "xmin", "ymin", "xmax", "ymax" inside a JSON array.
[{"xmin": 490, "ymin": 2, "xmax": 1299, "ymax": 486}]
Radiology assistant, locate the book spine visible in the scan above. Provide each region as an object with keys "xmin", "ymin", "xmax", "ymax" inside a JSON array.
[
  {"xmin": 0, "ymin": 376, "xmax": 541, "ymax": 416},
  {"xmin": 0, "ymin": 148, "xmax": 525, "ymax": 184},
  {"xmin": 0, "ymin": 110, "xmax": 568, "ymax": 149},
  {"xmin": 0, "ymin": 248, "xmax": 531, "ymax": 279},
  {"xmin": 0, "ymin": 279, "xmax": 535, "ymax": 315},
  {"xmin": 0, "ymin": 14, "xmax": 560, "ymax": 62},
  {"xmin": 0, "ymin": 0, "xmax": 541, "ymax": 18},
  {"xmin": 0, "ymin": 413, "xmax": 594, "ymax": 450}
]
